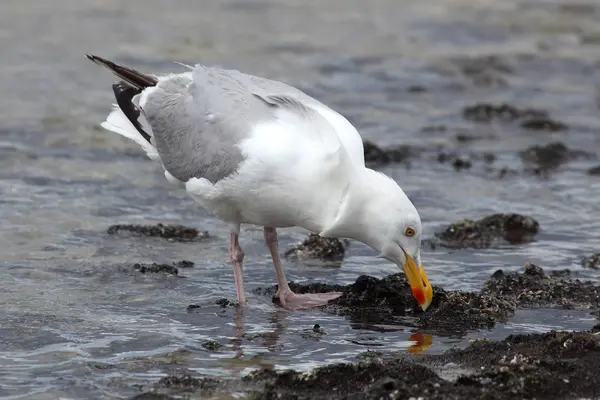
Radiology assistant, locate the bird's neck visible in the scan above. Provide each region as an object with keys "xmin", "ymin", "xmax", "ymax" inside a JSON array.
[{"xmin": 318, "ymin": 167, "xmax": 390, "ymax": 250}]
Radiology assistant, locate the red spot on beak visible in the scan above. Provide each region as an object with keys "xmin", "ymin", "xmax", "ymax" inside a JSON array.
[{"xmin": 412, "ymin": 287, "xmax": 425, "ymax": 305}]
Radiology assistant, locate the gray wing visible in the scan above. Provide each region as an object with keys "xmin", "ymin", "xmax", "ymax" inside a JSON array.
[{"xmin": 141, "ymin": 66, "xmax": 330, "ymax": 184}]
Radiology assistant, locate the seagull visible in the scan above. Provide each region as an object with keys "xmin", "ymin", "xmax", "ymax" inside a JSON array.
[{"xmin": 85, "ymin": 54, "xmax": 433, "ymax": 311}]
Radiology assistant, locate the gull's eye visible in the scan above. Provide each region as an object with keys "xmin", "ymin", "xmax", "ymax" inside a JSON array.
[{"xmin": 404, "ymin": 227, "xmax": 416, "ymax": 237}]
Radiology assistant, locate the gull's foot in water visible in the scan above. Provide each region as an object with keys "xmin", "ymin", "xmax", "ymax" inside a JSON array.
[{"xmin": 277, "ymin": 291, "xmax": 343, "ymax": 310}]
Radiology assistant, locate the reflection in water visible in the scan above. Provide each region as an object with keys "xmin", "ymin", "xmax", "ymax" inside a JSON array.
[
  {"xmin": 230, "ymin": 306, "xmax": 246, "ymax": 359},
  {"xmin": 407, "ymin": 333, "xmax": 433, "ymax": 355},
  {"xmin": 222, "ymin": 307, "xmax": 288, "ymax": 371}
]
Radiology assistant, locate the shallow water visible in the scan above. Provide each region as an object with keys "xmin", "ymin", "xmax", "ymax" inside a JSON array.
[{"xmin": 1, "ymin": 0, "xmax": 600, "ymax": 398}]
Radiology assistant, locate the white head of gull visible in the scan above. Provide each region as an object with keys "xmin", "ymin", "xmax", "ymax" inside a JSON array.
[{"xmin": 86, "ymin": 54, "xmax": 433, "ymax": 311}]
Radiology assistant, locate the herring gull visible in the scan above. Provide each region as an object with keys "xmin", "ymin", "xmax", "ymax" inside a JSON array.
[{"xmin": 85, "ymin": 54, "xmax": 433, "ymax": 311}]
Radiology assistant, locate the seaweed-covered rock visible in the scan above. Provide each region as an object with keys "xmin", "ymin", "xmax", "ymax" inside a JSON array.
[
  {"xmin": 435, "ymin": 213, "xmax": 540, "ymax": 249},
  {"xmin": 519, "ymin": 142, "xmax": 592, "ymax": 175},
  {"xmin": 520, "ymin": 117, "xmax": 568, "ymax": 131},
  {"xmin": 201, "ymin": 340, "xmax": 223, "ymax": 351},
  {"xmin": 483, "ymin": 263, "xmax": 600, "ymax": 309},
  {"xmin": 255, "ymin": 273, "xmax": 515, "ymax": 335},
  {"xmin": 133, "ymin": 261, "xmax": 190, "ymax": 275},
  {"xmin": 436, "ymin": 152, "xmax": 473, "ymax": 170},
  {"xmin": 283, "ymin": 233, "xmax": 349, "ymax": 263},
  {"xmin": 245, "ymin": 357, "xmax": 442, "ymax": 400},
  {"xmin": 420, "ymin": 290, "xmax": 515, "ymax": 333},
  {"xmin": 107, "ymin": 223, "xmax": 209, "ymax": 242},
  {"xmin": 588, "ymin": 165, "xmax": 600, "ymax": 176},
  {"xmin": 451, "ymin": 54, "xmax": 513, "ymax": 87},
  {"xmin": 362, "ymin": 140, "xmax": 417, "ymax": 166},
  {"xmin": 462, "ymin": 103, "xmax": 547, "ymax": 122},
  {"xmin": 245, "ymin": 326, "xmax": 600, "ymax": 400},
  {"xmin": 462, "ymin": 103, "xmax": 568, "ymax": 131},
  {"xmin": 149, "ymin": 374, "xmax": 220, "ymax": 397},
  {"xmin": 582, "ymin": 253, "xmax": 600, "ymax": 269}
]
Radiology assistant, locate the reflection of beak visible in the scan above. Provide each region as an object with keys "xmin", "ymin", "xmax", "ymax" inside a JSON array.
[
  {"xmin": 401, "ymin": 250, "xmax": 433, "ymax": 311},
  {"xmin": 408, "ymin": 333, "xmax": 433, "ymax": 355}
]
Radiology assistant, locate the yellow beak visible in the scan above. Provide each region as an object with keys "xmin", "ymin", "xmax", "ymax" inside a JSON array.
[{"xmin": 401, "ymin": 250, "xmax": 433, "ymax": 311}]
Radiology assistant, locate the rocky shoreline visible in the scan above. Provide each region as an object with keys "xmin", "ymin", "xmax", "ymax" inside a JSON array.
[{"xmin": 127, "ymin": 248, "xmax": 600, "ymax": 399}]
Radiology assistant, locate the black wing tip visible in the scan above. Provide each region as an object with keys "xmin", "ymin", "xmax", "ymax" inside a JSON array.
[
  {"xmin": 111, "ymin": 82, "xmax": 153, "ymax": 144},
  {"xmin": 85, "ymin": 53, "xmax": 109, "ymax": 66},
  {"xmin": 84, "ymin": 53, "xmax": 158, "ymax": 88}
]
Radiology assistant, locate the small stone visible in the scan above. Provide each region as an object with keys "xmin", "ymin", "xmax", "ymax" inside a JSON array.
[
  {"xmin": 582, "ymin": 253, "xmax": 600, "ymax": 269},
  {"xmin": 284, "ymin": 233, "xmax": 348, "ymax": 262},
  {"xmin": 133, "ymin": 262, "xmax": 179, "ymax": 275},
  {"xmin": 520, "ymin": 118, "xmax": 568, "ymax": 131},
  {"xmin": 201, "ymin": 340, "xmax": 223, "ymax": 351},
  {"xmin": 587, "ymin": 165, "xmax": 600, "ymax": 176},
  {"xmin": 452, "ymin": 157, "xmax": 472, "ymax": 170},
  {"xmin": 215, "ymin": 298, "xmax": 236, "ymax": 308}
]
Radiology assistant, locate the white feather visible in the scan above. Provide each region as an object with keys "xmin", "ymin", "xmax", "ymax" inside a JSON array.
[{"xmin": 100, "ymin": 105, "xmax": 160, "ymax": 162}]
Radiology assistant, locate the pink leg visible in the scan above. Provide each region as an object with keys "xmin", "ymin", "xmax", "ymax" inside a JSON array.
[
  {"xmin": 229, "ymin": 231, "xmax": 246, "ymax": 305},
  {"xmin": 263, "ymin": 227, "xmax": 342, "ymax": 310}
]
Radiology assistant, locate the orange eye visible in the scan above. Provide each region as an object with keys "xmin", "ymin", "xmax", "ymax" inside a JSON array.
[{"xmin": 405, "ymin": 227, "xmax": 416, "ymax": 237}]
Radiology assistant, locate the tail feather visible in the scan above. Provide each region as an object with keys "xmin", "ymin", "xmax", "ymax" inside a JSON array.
[
  {"xmin": 101, "ymin": 105, "xmax": 159, "ymax": 161},
  {"xmin": 87, "ymin": 53, "xmax": 159, "ymax": 159},
  {"xmin": 87, "ymin": 53, "xmax": 185, "ymax": 187},
  {"xmin": 85, "ymin": 54, "xmax": 158, "ymax": 89},
  {"xmin": 111, "ymin": 82, "xmax": 152, "ymax": 143}
]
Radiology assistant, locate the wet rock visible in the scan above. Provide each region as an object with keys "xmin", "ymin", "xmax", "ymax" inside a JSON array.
[
  {"xmin": 246, "ymin": 326, "xmax": 600, "ymax": 400},
  {"xmin": 462, "ymin": 103, "xmax": 568, "ymax": 132},
  {"xmin": 462, "ymin": 103, "xmax": 547, "ymax": 122},
  {"xmin": 519, "ymin": 142, "xmax": 593, "ymax": 175},
  {"xmin": 215, "ymin": 298, "xmax": 237, "ymax": 308},
  {"xmin": 134, "ymin": 262, "xmax": 180, "ymax": 275},
  {"xmin": 582, "ymin": 253, "xmax": 600, "ymax": 269},
  {"xmin": 452, "ymin": 157, "xmax": 472, "ymax": 170},
  {"xmin": 520, "ymin": 117, "xmax": 568, "ymax": 131},
  {"xmin": 256, "ymin": 264, "xmax": 598, "ymax": 336},
  {"xmin": 483, "ymin": 263, "xmax": 600, "ymax": 309},
  {"xmin": 148, "ymin": 374, "xmax": 220, "ymax": 397},
  {"xmin": 520, "ymin": 142, "xmax": 569, "ymax": 171},
  {"xmin": 421, "ymin": 125, "xmax": 447, "ymax": 133},
  {"xmin": 283, "ymin": 233, "xmax": 349, "ymax": 263},
  {"xmin": 436, "ymin": 150, "xmax": 498, "ymax": 173},
  {"xmin": 407, "ymin": 85, "xmax": 427, "ymax": 93},
  {"xmin": 201, "ymin": 340, "xmax": 223, "ymax": 351},
  {"xmin": 452, "ymin": 55, "xmax": 513, "ymax": 87},
  {"xmin": 107, "ymin": 223, "xmax": 209, "ymax": 242},
  {"xmin": 301, "ymin": 324, "xmax": 326, "ymax": 340},
  {"xmin": 245, "ymin": 358, "xmax": 442, "ymax": 400},
  {"xmin": 437, "ymin": 152, "xmax": 472, "ymax": 171},
  {"xmin": 436, "ymin": 329, "xmax": 600, "ymax": 400},
  {"xmin": 129, "ymin": 394, "xmax": 172, "ymax": 400},
  {"xmin": 587, "ymin": 165, "xmax": 600, "ymax": 176},
  {"xmin": 256, "ymin": 273, "xmax": 514, "ymax": 335},
  {"xmin": 419, "ymin": 289, "xmax": 515, "ymax": 334},
  {"xmin": 455, "ymin": 133, "xmax": 476, "ymax": 143},
  {"xmin": 434, "ymin": 213, "xmax": 540, "ymax": 249},
  {"xmin": 362, "ymin": 140, "xmax": 417, "ymax": 166}
]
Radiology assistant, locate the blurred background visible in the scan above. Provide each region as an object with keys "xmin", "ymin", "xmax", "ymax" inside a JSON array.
[{"xmin": 1, "ymin": 0, "xmax": 600, "ymax": 398}]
